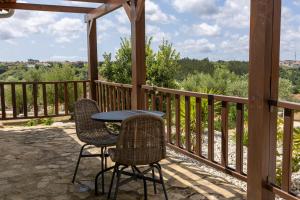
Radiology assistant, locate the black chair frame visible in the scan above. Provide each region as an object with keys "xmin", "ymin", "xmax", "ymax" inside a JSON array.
[{"xmin": 105, "ymin": 162, "xmax": 168, "ymax": 200}]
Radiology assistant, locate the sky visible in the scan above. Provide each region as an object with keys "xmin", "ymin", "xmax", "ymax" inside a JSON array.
[{"xmin": 0, "ymin": 0, "xmax": 300, "ymax": 62}]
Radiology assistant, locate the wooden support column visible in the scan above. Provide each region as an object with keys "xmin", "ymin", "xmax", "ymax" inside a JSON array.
[
  {"xmin": 87, "ymin": 19, "xmax": 98, "ymax": 100},
  {"xmin": 130, "ymin": 0, "xmax": 145, "ymax": 110},
  {"xmin": 247, "ymin": 0, "xmax": 281, "ymax": 199}
]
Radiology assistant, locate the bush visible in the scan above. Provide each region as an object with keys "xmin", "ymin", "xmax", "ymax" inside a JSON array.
[{"xmin": 26, "ymin": 118, "xmax": 54, "ymax": 126}]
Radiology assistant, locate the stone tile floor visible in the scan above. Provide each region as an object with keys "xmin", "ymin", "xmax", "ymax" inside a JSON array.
[{"xmin": 0, "ymin": 124, "xmax": 246, "ymax": 200}]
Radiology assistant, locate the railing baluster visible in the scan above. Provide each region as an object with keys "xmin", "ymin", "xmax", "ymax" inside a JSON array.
[
  {"xmin": 54, "ymin": 83, "xmax": 59, "ymax": 115},
  {"xmin": 112, "ymin": 86, "xmax": 116, "ymax": 111},
  {"xmin": 11, "ymin": 83, "xmax": 17, "ymax": 118},
  {"xmin": 121, "ymin": 87, "xmax": 125, "ymax": 110},
  {"xmin": 0, "ymin": 84, "xmax": 5, "ymax": 119},
  {"xmin": 195, "ymin": 97, "xmax": 202, "ymax": 156},
  {"xmin": 152, "ymin": 92, "xmax": 156, "ymax": 111},
  {"xmin": 166, "ymin": 94, "xmax": 172, "ymax": 144},
  {"xmin": 159, "ymin": 95, "xmax": 163, "ymax": 111},
  {"xmin": 144, "ymin": 90, "xmax": 149, "ymax": 110},
  {"xmin": 208, "ymin": 95, "xmax": 214, "ymax": 161},
  {"xmin": 42, "ymin": 83, "xmax": 48, "ymax": 116},
  {"xmin": 33, "ymin": 83, "xmax": 38, "ymax": 117},
  {"xmin": 74, "ymin": 82, "xmax": 78, "ymax": 102},
  {"xmin": 64, "ymin": 82, "xmax": 68, "ymax": 115},
  {"xmin": 185, "ymin": 96, "xmax": 191, "ymax": 152},
  {"xmin": 108, "ymin": 86, "xmax": 112, "ymax": 111},
  {"xmin": 104, "ymin": 84, "xmax": 107, "ymax": 111},
  {"xmin": 175, "ymin": 94, "xmax": 181, "ymax": 148},
  {"xmin": 98, "ymin": 83, "xmax": 105, "ymax": 112},
  {"xmin": 282, "ymin": 108, "xmax": 294, "ymax": 192},
  {"xmin": 126, "ymin": 88, "xmax": 130, "ymax": 110},
  {"xmin": 236, "ymin": 103, "xmax": 244, "ymax": 173},
  {"xmin": 83, "ymin": 81, "xmax": 87, "ymax": 98},
  {"xmin": 221, "ymin": 101, "xmax": 229, "ymax": 167},
  {"xmin": 95, "ymin": 82, "xmax": 99, "ymax": 104},
  {"xmin": 22, "ymin": 83, "xmax": 27, "ymax": 118},
  {"xmin": 117, "ymin": 88, "xmax": 121, "ymax": 110}
]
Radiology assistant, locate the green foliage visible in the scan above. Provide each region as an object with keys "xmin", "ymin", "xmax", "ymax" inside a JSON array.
[
  {"xmin": 180, "ymin": 67, "xmax": 248, "ymax": 97},
  {"xmin": 147, "ymin": 40, "xmax": 180, "ymax": 88},
  {"xmin": 176, "ymin": 58, "xmax": 215, "ymax": 80},
  {"xmin": 100, "ymin": 38, "xmax": 180, "ymax": 88},
  {"xmin": 26, "ymin": 118, "xmax": 54, "ymax": 126},
  {"xmin": 99, "ymin": 38, "xmax": 133, "ymax": 84},
  {"xmin": 279, "ymin": 78, "xmax": 293, "ymax": 100}
]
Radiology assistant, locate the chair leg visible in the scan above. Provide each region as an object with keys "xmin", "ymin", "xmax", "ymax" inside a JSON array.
[
  {"xmin": 155, "ymin": 163, "xmax": 168, "ymax": 200},
  {"xmin": 143, "ymin": 176, "xmax": 148, "ymax": 200},
  {"xmin": 152, "ymin": 168, "xmax": 157, "ymax": 194},
  {"xmin": 72, "ymin": 144, "xmax": 87, "ymax": 183},
  {"xmin": 101, "ymin": 147, "xmax": 105, "ymax": 194},
  {"xmin": 108, "ymin": 164, "xmax": 117, "ymax": 200},
  {"xmin": 113, "ymin": 165, "xmax": 124, "ymax": 200}
]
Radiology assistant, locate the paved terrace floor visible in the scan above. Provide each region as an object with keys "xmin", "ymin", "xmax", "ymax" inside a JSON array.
[{"xmin": 0, "ymin": 124, "xmax": 246, "ymax": 200}]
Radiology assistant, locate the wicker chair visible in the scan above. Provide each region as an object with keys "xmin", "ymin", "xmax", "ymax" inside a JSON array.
[
  {"xmin": 72, "ymin": 99, "xmax": 118, "ymax": 194},
  {"xmin": 107, "ymin": 114, "xmax": 168, "ymax": 200}
]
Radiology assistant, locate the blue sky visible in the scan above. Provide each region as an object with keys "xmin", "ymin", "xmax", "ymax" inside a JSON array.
[{"xmin": 0, "ymin": 0, "xmax": 300, "ymax": 62}]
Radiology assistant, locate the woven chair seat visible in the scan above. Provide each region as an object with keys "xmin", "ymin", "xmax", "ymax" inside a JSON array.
[
  {"xmin": 79, "ymin": 129, "xmax": 118, "ymax": 147},
  {"xmin": 109, "ymin": 147, "xmax": 163, "ymax": 165}
]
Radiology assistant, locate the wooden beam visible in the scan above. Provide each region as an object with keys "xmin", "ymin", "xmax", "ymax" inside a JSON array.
[
  {"xmin": 131, "ymin": 0, "xmax": 145, "ymax": 109},
  {"xmin": 122, "ymin": 2, "xmax": 131, "ymax": 20},
  {"xmin": 135, "ymin": 0, "xmax": 144, "ymax": 20},
  {"xmin": 247, "ymin": 0, "xmax": 281, "ymax": 199},
  {"xmin": 85, "ymin": 0, "xmax": 124, "ymax": 21},
  {"xmin": 87, "ymin": 19, "xmax": 98, "ymax": 100},
  {"xmin": 66, "ymin": 0, "xmax": 106, "ymax": 3},
  {"xmin": 0, "ymin": 2, "xmax": 94, "ymax": 13}
]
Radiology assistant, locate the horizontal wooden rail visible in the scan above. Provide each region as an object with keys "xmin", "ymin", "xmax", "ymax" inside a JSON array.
[{"xmin": 0, "ymin": 80, "xmax": 90, "ymax": 120}]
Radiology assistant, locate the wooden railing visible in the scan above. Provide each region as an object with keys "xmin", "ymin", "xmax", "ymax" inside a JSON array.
[
  {"xmin": 95, "ymin": 80, "xmax": 132, "ymax": 112},
  {"xmin": 0, "ymin": 80, "xmax": 90, "ymax": 120},
  {"xmin": 95, "ymin": 80, "xmax": 300, "ymax": 200}
]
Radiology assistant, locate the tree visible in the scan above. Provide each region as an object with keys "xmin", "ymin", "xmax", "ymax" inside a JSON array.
[
  {"xmin": 99, "ymin": 38, "xmax": 180, "ymax": 88},
  {"xmin": 147, "ymin": 40, "xmax": 180, "ymax": 88}
]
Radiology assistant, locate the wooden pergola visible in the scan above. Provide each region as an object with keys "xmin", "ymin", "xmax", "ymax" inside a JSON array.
[{"xmin": 0, "ymin": 1, "xmax": 289, "ymax": 200}]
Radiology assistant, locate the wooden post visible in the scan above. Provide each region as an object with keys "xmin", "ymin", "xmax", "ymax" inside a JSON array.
[
  {"xmin": 130, "ymin": 0, "xmax": 146, "ymax": 110},
  {"xmin": 247, "ymin": 0, "xmax": 281, "ymax": 199},
  {"xmin": 87, "ymin": 18, "xmax": 98, "ymax": 100}
]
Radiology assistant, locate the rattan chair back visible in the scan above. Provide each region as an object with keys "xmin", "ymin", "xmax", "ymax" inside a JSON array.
[
  {"xmin": 116, "ymin": 114, "xmax": 166, "ymax": 165},
  {"xmin": 74, "ymin": 99, "xmax": 106, "ymax": 141}
]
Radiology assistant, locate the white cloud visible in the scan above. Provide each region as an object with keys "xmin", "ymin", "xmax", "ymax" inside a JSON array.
[
  {"xmin": 97, "ymin": 19, "xmax": 114, "ymax": 32},
  {"xmin": 48, "ymin": 18, "xmax": 84, "ymax": 43},
  {"xmin": 0, "ymin": 11, "xmax": 56, "ymax": 41},
  {"xmin": 116, "ymin": 26, "xmax": 131, "ymax": 35},
  {"xmin": 172, "ymin": 0, "xmax": 218, "ymax": 16},
  {"xmin": 214, "ymin": 0, "xmax": 250, "ymax": 29},
  {"xmin": 176, "ymin": 39, "xmax": 215, "ymax": 53},
  {"xmin": 115, "ymin": 9, "xmax": 129, "ymax": 24},
  {"xmin": 146, "ymin": 0, "xmax": 176, "ymax": 23},
  {"xmin": 192, "ymin": 23, "xmax": 220, "ymax": 36},
  {"xmin": 220, "ymin": 34, "xmax": 249, "ymax": 53},
  {"xmin": 294, "ymin": 0, "xmax": 300, "ymax": 5},
  {"xmin": 147, "ymin": 25, "xmax": 171, "ymax": 42}
]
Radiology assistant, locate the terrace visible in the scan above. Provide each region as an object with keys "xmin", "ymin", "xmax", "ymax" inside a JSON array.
[{"xmin": 0, "ymin": 0, "xmax": 299, "ymax": 200}]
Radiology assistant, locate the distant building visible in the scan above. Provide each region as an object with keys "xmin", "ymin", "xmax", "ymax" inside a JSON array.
[{"xmin": 280, "ymin": 60, "xmax": 300, "ymax": 68}]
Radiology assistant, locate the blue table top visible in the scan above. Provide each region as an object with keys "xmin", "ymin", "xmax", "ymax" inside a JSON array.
[{"xmin": 91, "ymin": 110, "xmax": 165, "ymax": 122}]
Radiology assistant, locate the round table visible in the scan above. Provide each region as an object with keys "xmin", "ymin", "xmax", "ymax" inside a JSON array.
[{"xmin": 91, "ymin": 110, "xmax": 165, "ymax": 122}]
